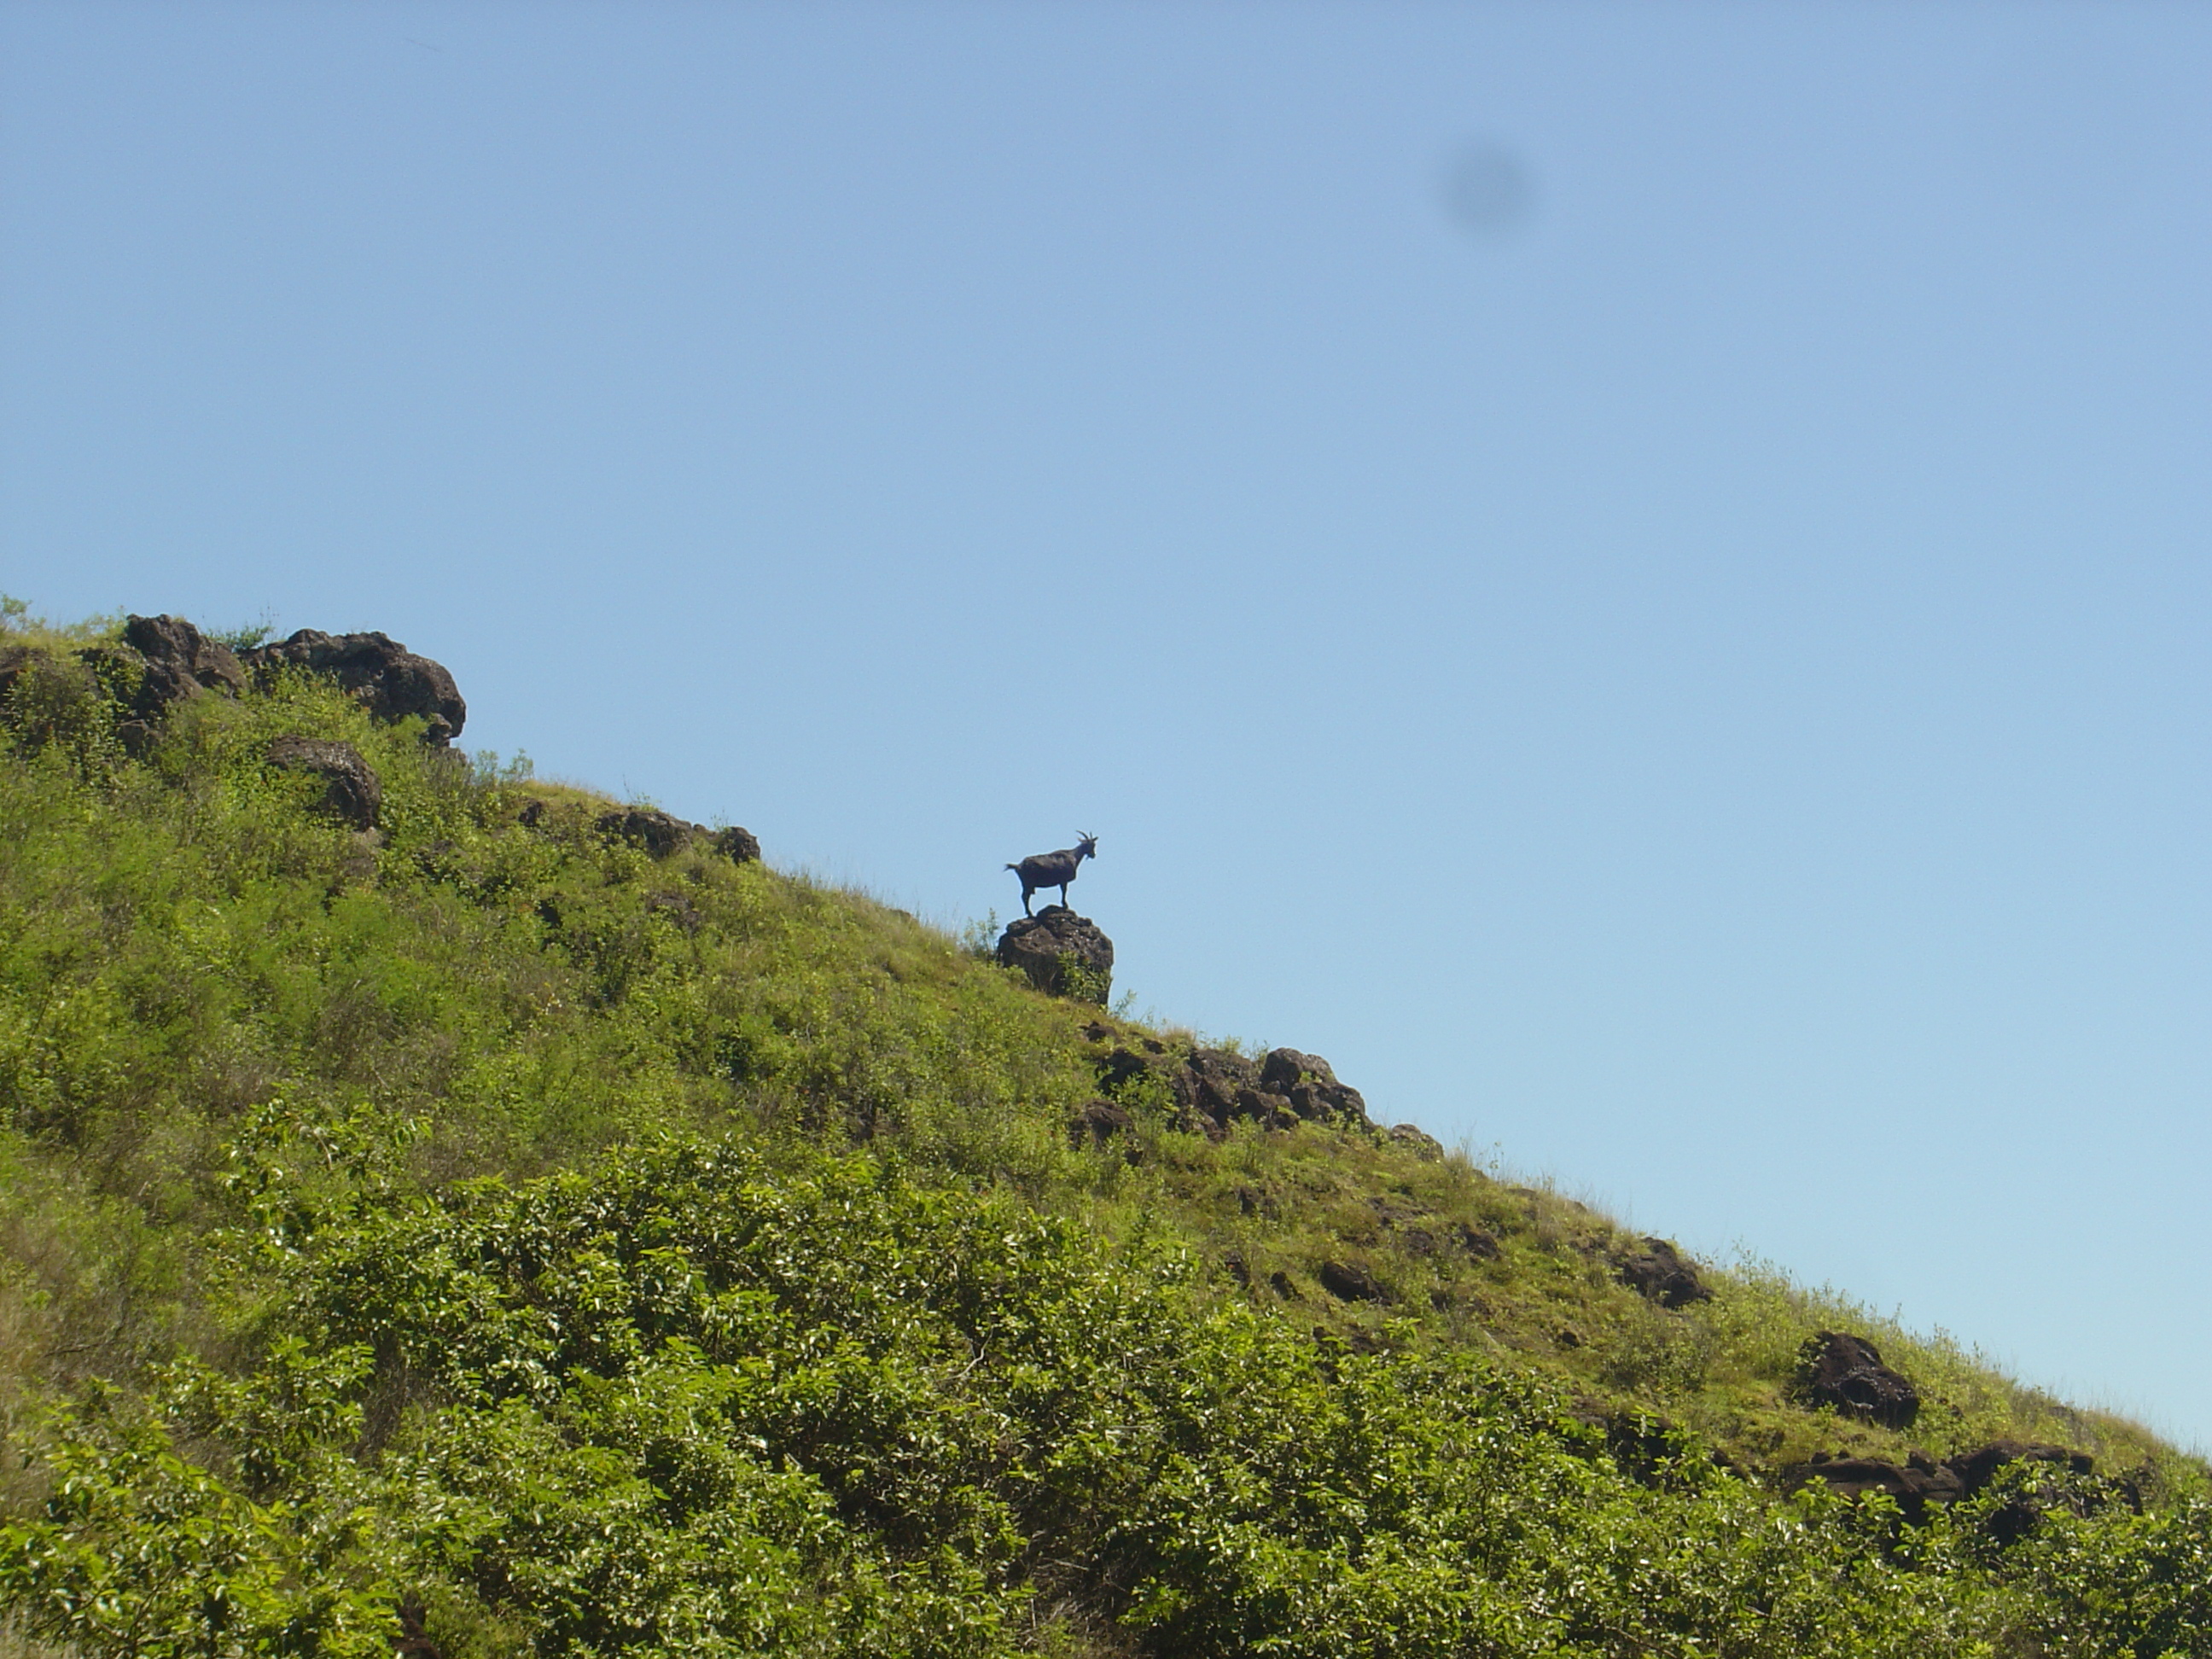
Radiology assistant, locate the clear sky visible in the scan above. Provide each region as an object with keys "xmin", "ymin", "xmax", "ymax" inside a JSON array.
[{"xmin": 5, "ymin": 1, "xmax": 2209, "ymax": 1450}]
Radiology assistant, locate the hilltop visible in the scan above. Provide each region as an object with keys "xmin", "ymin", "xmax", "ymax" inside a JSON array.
[{"xmin": 0, "ymin": 608, "xmax": 2206, "ymax": 1657}]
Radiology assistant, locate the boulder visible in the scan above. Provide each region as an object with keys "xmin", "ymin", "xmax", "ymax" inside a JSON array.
[
  {"xmin": 1258, "ymin": 1047, "xmax": 1328, "ymax": 1091},
  {"xmin": 597, "ymin": 807, "xmax": 700, "ymax": 858},
  {"xmin": 1160, "ymin": 1045, "xmax": 1374, "ymax": 1135},
  {"xmin": 1946, "ymin": 1440, "xmax": 2094, "ymax": 1495},
  {"xmin": 1786, "ymin": 1441, "xmax": 2104, "ymax": 1534},
  {"xmin": 1784, "ymin": 1452, "xmax": 1964, "ymax": 1522},
  {"xmin": 1615, "ymin": 1237, "xmax": 1711, "ymax": 1310},
  {"xmin": 121, "ymin": 614, "xmax": 246, "ymax": 714},
  {"xmin": 1944, "ymin": 1441, "xmax": 2105, "ymax": 1543},
  {"xmin": 1453, "ymin": 1220, "xmax": 1502, "ymax": 1260},
  {"xmin": 1796, "ymin": 1331, "xmax": 1919, "ymax": 1429},
  {"xmin": 1174, "ymin": 1048, "xmax": 1259, "ymax": 1123},
  {"xmin": 1069, "ymin": 1097, "xmax": 1134, "ymax": 1149},
  {"xmin": 266, "ymin": 735, "xmax": 382, "ymax": 830},
  {"xmin": 996, "ymin": 906, "xmax": 1114, "ymax": 1003},
  {"xmin": 1388, "ymin": 1123, "xmax": 1445, "ymax": 1160},
  {"xmin": 242, "ymin": 629, "xmax": 465, "ymax": 744},
  {"xmin": 1318, "ymin": 1259, "xmax": 1389, "ymax": 1303},
  {"xmin": 1096, "ymin": 1046, "xmax": 1161, "ymax": 1095},
  {"xmin": 709, "ymin": 824, "xmax": 761, "ymax": 864},
  {"xmin": 1260, "ymin": 1047, "xmax": 1370, "ymax": 1124},
  {"xmin": 58, "ymin": 615, "xmax": 251, "ymax": 751},
  {"xmin": 1572, "ymin": 1405, "xmax": 1740, "ymax": 1487}
]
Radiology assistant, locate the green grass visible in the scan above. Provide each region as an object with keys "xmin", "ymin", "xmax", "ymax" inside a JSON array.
[{"xmin": 0, "ymin": 614, "xmax": 2206, "ymax": 1656}]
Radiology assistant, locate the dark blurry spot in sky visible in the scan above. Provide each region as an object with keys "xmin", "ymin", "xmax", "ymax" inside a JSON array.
[{"xmin": 1441, "ymin": 139, "xmax": 1535, "ymax": 236}]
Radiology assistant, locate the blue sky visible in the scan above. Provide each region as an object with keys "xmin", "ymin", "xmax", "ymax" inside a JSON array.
[{"xmin": 6, "ymin": 1, "xmax": 2210, "ymax": 1449}]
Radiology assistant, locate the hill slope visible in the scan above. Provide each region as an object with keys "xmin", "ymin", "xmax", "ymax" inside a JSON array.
[{"xmin": 0, "ymin": 611, "xmax": 2206, "ymax": 1657}]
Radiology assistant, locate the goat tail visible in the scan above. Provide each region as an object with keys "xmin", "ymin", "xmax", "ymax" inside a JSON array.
[{"xmin": 1004, "ymin": 863, "xmax": 1019, "ymax": 872}]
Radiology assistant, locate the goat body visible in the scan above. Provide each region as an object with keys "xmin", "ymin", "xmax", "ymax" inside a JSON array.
[{"xmin": 1007, "ymin": 834, "xmax": 1097, "ymax": 916}]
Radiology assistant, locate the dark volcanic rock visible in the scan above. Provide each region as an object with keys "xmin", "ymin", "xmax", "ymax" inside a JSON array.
[
  {"xmin": 120, "ymin": 614, "xmax": 246, "ymax": 714},
  {"xmin": 1096, "ymin": 1046, "xmax": 1161, "ymax": 1095},
  {"xmin": 1573, "ymin": 1405, "xmax": 1741, "ymax": 1487},
  {"xmin": 1453, "ymin": 1220, "xmax": 1502, "ymax": 1260},
  {"xmin": 1615, "ymin": 1237, "xmax": 1711, "ymax": 1310},
  {"xmin": 1318, "ymin": 1259, "xmax": 1390, "ymax": 1303},
  {"xmin": 1796, "ymin": 1331, "xmax": 1920, "ymax": 1429},
  {"xmin": 1069, "ymin": 1097, "xmax": 1134, "ymax": 1149},
  {"xmin": 243, "ymin": 628, "xmax": 465, "ymax": 744},
  {"xmin": 996, "ymin": 906, "xmax": 1114, "ymax": 1003},
  {"xmin": 1946, "ymin": 1440, "xmax": 2094, "ymax": 1495},
  {"xmin": 1258, "ymin": 1047, "xmax": 1328, "ymax": 1092},
  {"xmin": 1160, "ymin": 1045, "xmax": 1374, "ymax": 1136},
  {"xmin": 709, "ymin": 824, "xmax": 761, "ymax": 864},
  {"xmin": 1784, "ymin": 1452, "xmax": 1965, "ymax": 1522},
  {"xmin": 1260, "ymin": 1047, "xmax": 1369, "ymax": 1124},
  {"xmin": 1945, "ymin": 1441, "xmax": 2108, "ymax": 1543},
  {"xmin": 267, "ymin": 735, "xmax": 382, "ymax": 830},
  {"xmin": 597, "ymin": 807, "xmax": 701, "ymax": 858},
  {"xmin": 1786, "ymin": 1441, "xmax": 2105, "ymax": 1534},
  {"xmin": 1174, "ymin": 1048, "xmax": 1259, "ymax": 1125},
  {"xmin": 1388, "ymin": 1123, "xmax": 1445, "ymax": 1160},
  {"xmin": 1232, "ymin": 1086, "xmax": 1298, "ymax": 1130}
]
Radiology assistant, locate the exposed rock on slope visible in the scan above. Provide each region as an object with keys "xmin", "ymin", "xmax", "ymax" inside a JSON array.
[
  {"xmin": 585, "ymin": 806, "xmax": 761, "ymax": 864},
  {"xmin": 242, "ymin": 628, "xmax": 467, "ymax": 744},
  {"xmin": 266, "ymin": 735, "xmax": 381, "ymax": 830},
  {"xmin": 997, "ymin": 906, "xmax": 1115, "ymax": 1002},
  {"xmin": 119, "ymin": 614, "xmax": 246, "ymax": 719},
  {"xmin": 1091, "ymin": 1037, "xmax": 1373, "ymax": 1136},
  {"xmin": 1797, "ymin": 1330, "xmax": 1920, "ymax": 1429},
  {"xmin": 1785, "ymin": 1439, "xmax": 2109, "ymax": 1529},
  {"xmin": 1784, "ymin": 1452, "xmax": 1964, "ymax": 1521},
  {"xmin": 1615, "ymin": 1237, "xmax": 1711, "ymax": 1309}
]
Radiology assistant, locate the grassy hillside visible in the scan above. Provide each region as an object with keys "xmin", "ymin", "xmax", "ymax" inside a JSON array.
[{"xmin": 0, "ymin": 609, "xmax": 2206, "ymax": 1657}]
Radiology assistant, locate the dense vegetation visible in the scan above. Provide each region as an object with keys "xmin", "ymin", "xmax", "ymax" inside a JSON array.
[{"xmin": 0, "ymin": 608, "xmax": 2206, "ymax": 1656}]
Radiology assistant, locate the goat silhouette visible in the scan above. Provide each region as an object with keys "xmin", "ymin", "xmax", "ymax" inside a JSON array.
[{"xmin": 1006, "ymin": 834, "xmax": 1097, "ymax": 917}]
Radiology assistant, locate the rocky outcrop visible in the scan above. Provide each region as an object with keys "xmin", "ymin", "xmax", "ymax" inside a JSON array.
[
  {"xmin": 996, "ymin": 906, "xmax": 1114, "ymax": 1003},
  {"xmin": 1572, "ymin": 1405, "xmax": 1742, "ymax": 1487},
  {"xmin": 266, "ymin": 735, "xmax": 382, "ymax": 830},
  {"xmin": 1784, "ymin": 1452, "xmax": 1964, "ymax": 1522},
  {"xmin": 242, "ymin": 629, "xmax": 466, "ymax": 745},
  {"xmin": 1318, "ymin": 1259, "xmax": 1389, "ymax": 1303},
  {"xmin": 23, "ymin": 615, "xmax": 253, "ymax": 753},
  {"xmin": 709, "ymin": 825, "xmax": 762, "ymax": 864},
  {"xmin": 1087, "ymin": 1038, "xmax": 1374, "ymax": 1137},
  {"xmin": 1388, "ymin": 1123, "xmax": 1445, "ymax": 1160},
  {"xmin": 1615, "ymin": 1237, "xmax": 1711, "ymax": 1309},
  {"xmin": 1784, "ymin": 1440, "xmax": 2106, "ymax": 1534},
  {"xmin": 119, "ymin": 614, "xmax": 246, "ymax": 716},
  {"xmin": 1069, "ymin": 1097, "xmax": 1134, "ymax": 1149},
  {"xmin": 8, "ymin": 617, "xmax": 463, "ymax": 758},
  {"xmin": 590, "ymin": 807, "xmax": 762, "ymax": 864},
  {"xmin": 1258, "ymin": 1048, "xmax": 1369, "ymax": 1124},
  {"xmin": 1796, "ymin": 1331, "xmax": 1919, "ymax": 1429},
  {"xmin": 1947, "ymin": 1439, "xmax": 2095, "ymax": 1494},
  {"xmin": 1175, "ymin": 1047, "xmax": 1272, "ymax": 1126},
  {"xmin": 597, "ymin": 807, "xmax": 699, "ymax": 859}
]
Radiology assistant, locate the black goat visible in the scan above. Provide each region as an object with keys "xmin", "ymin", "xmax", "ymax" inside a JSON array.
[{"xmin": 1006, "ymin": 834, "xmax": 1097, "ymax": 917}]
